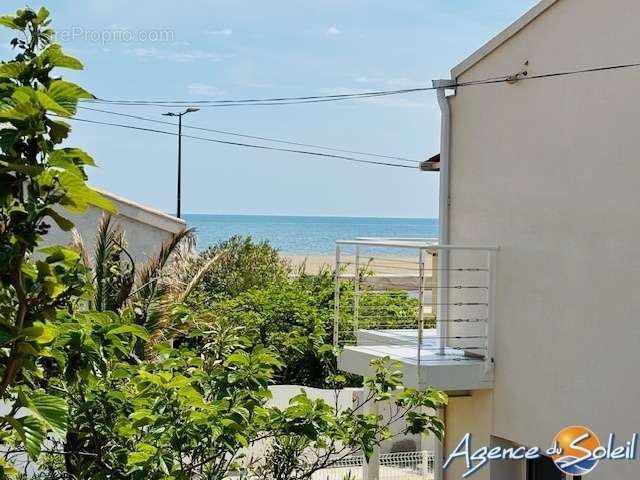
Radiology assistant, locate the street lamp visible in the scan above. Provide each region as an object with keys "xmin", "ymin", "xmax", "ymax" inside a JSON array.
[{"xmin": 162, "ymin": 107, "xmax": 199, "ymax": 218}]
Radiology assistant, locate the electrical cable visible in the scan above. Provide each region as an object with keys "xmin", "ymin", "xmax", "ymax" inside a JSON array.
[
  {"xmin": 84, "ymin": 61, "xmax": 640, "ymax": 107},
  {"xmin": 60, "ymin": 115, "xmax": 420, "ymax": 169},
  {"xmin": 87, "ymin": 87, "xmax": 431, "ymax": 106},
  {"xmin": 77, "ymin": 106, "xmax": 421, "ymax": 164}
]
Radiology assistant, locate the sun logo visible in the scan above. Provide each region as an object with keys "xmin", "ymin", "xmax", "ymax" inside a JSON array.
[{"xmin": 552, "ymin": 426, "xmax": 601, "ymax": 476}]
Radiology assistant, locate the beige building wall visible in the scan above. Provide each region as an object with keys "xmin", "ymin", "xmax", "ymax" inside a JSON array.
[
  {"xmin": 47, "ymin": 190, "xmax": 186, "ymax": 264},
  {"xmin": 446, "ymin": 0, "xmax": 640, "ymax": 478},
  {"xmin": 444, "ymin": 391, "xmax": 493, "ymax": 480}
]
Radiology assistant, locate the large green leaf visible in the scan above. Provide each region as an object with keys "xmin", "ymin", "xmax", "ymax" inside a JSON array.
[
  {"xmin": 34, "ymin": 7, "xmax": 50, "ymax": 26},
  {"xmin": 39, "ymin": 44, "xmax": 83, "ymax": 70},
  {"xmin": 47, "ymin": 79, "xmax": 93, "ymax": 115},
  {"xmin": 0, "ymin": 62, "xmax": 26, "ymax": 79},
  {"xmin": 107, "ymin": 324, "xmax": 150, "ymax": 341},
  {"xmin": 41, "ymin": 208, "xmax": 75, "ymax": 231},
  {"xmin": 19, "ymin": 392, "xmax": 68, "ymax": 439},
  {"xmin": 57, "ymin": 170, "xmax": 116, "ymax": 214},
  {"xmin": 47, "ymin": 118, "xmax": 71, "ymax": 143},
  {"xmin": 0, "ymin": 16, "xmax": 21, "ymax": 30},
  {"xmin": 39, "ymin": 245, "xmax": 80, "ymax": 263},
  {"xmin": 5, "ymin": 416, "xmax": 47, "ymax": 459},
  {"xmin": 50, "ymin": 147, "xmax": 96, "ymax": 167},
  {"xmin": 85, "ymin": 187, "xmax": 116, "ymax": 213},
  {"xmin": 35, "ymin": 90, "xmax": 72, "ymax": 116},
  {"xmin": 0, "ymin": 99, "xmax": 37, "ymax": 122},
  {"xmin": 48, "ymin": 148, "xmax": 96, "ymax": 179},
  {"xmin": 127, "ymin": 443, "xmax": 158, "ymax": 466},
  {"xmin": 0, "ymin": 128, "xmax": 19, "ymax": 151},
  {"xmin": 22, "ymin": 321, "xmax": 57, "ymax": 344}
]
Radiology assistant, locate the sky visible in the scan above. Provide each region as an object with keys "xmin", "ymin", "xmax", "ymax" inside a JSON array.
[{"xmin": 1, "ymin": 0, "xmax": 539, "ymax": 218}]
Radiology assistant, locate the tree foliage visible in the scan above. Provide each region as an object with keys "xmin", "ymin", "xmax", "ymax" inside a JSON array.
[{"xmin": 0, "ymin": 5, "xmax": 117, "ymax": 467}]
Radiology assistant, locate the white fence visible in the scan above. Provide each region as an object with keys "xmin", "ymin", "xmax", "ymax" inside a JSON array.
[{"xmin": 312, "ymin": 451, "xmax": 434, "ymax": 480}]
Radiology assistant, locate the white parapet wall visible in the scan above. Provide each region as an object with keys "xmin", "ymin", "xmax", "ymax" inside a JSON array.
[
  {"xmin": 267, "ymin": 385, "xmax": 434, "ymax": 455},
  {"xmin": 46, "ymin": 189, "xmax": 186, "ymax": 264}
]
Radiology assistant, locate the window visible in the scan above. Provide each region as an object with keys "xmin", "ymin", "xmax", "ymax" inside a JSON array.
[{"xmin": 527, "ymin": 456, "xmax": 581, "ymax": 480}]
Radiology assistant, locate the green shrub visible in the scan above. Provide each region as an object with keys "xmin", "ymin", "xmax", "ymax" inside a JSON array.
[
  {"xmin": 211, "ymin": 277, "xmax": 332, "ymax": 387},
  {"xmin": 193, "ymin": 235, "xmax": 290, "ymax": 300},
  {"xmin": 200, "ymin": 266, "xmax": 425, "ymax": 388}
]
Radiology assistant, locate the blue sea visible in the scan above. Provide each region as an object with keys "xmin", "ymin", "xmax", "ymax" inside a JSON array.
[{"xmin": 184, "ymin": 214, "xmax": 439, "ymax": 255}]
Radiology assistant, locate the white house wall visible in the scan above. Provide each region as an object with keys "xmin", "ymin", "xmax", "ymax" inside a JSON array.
[{"xmin": 447, "ymin": 0, "xmax": 640, "ymax": 478}]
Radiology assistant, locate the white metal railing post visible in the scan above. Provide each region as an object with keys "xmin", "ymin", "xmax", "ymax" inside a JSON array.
[
  {"xmin": 334, "ymin": 244, "xmax": 341, "ymax": 346},
  {"xmin": 485, "ymin": 250, "xmax": 497, "ymax": 374},
  {"xmin": 417, "ymin": 247, "xmax": 426, "ymax": 387},
  {"xmin": 431, "ymin": 252, "xmax": 438, "ymax": 324},
  {"xmin": 437, "ymin": 249, "xmax": 449, "ymax": 355},
  {"xmin": 354, "ymin": 245, "xmax": 361, "ymax": 336}
]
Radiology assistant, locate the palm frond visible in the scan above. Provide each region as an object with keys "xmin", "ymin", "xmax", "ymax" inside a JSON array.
[
  {"xmin": 93, "ymin": 214, "xmax": 115, "ymax": 311},
  {"xmin": 133, "ymin": 228, "xmax": 196, "ymax": 326},
  {"xmin": 91, "ymin": 213, "xmax": 135, "ymax": 312},
  {"xmin": 70, "ymin": 228, "xmax": 90, "ymax": 271},
  {"xmin": 139, "ymin": 237, "xmax": 225, "ymax": 344},
  {"xmin": 178, "ymin": 251, "xmax": 225, "ymax": 303},
  {"xmin": 70, "ymin": 227, "xmax": 94, "ymax": 310},
  {"xmin": 108, "ymin": 229, "xmax": 135, "ymax": 312}
]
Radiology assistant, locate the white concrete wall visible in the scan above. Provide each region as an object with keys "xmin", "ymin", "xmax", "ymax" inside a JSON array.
[
  {"xmin": 447, "ymin": 0, "xmax": 640, "ymax": 478},
  {"xmin": 269, "ymin": 386, "xmax": 434, "ymax": 455},
  {"xmin": 46, "ymin": 190, "xmax": 186, "ymax": 264}
]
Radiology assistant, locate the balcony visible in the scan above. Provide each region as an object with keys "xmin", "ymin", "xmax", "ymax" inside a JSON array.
[{"xmin": 333, "ymin": 238, "xmax": 498, "ymax": 392}]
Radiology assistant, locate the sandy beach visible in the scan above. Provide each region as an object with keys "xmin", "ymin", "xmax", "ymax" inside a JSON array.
[{"xmin": 285, "ymin": 254, "xmax": 433, "ymax": 276}]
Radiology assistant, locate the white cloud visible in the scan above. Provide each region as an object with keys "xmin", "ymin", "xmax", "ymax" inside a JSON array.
[
  {"xmin": 126, "ymin": 47, "xmax": 223, "ymax": 62},
  {"xmin": 187, "ymin": 83, "xmax": 224, "ymax": 97},
  {"xmin": 386, "ymin": 78, "xmax": 426, "ymax": 88},
  {"xmin": 326, "ymin": 26, "xmax": 341, "ymax": 36},
  {"xmin": 353, "ymin": 76, "xmax": 426, "ymax": 88},
  {"xmin": 234, "ymin": 79, "xmax": 273, "ymax": 89},
  {"xmin": 206, "ymin": 28, "xmax": 233, "ymax": 36},
  {"xmin": 168, "ymin": 50, "xmax": 223, "ymax": 61}
]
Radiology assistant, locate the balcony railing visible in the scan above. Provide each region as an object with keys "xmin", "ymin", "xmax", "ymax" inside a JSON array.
[{"xmin": 333, "ymin": 238, "xmax": 498, "ymax": 380}]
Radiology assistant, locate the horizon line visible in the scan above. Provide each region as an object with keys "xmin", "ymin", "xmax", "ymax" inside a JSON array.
[{"xmin": 181, "ymin": 212, "xmax": 439, "ymax": 220}]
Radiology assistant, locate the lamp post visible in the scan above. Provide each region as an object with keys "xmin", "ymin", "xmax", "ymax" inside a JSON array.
[{"xmin": 162, "ymin": 108, "xmax": 199, "ymax": 218}]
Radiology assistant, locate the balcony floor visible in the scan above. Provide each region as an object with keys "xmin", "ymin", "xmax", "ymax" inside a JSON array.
[{"xmin": 338, "ymin": 329, "xmax": 493, "ymax": 391}]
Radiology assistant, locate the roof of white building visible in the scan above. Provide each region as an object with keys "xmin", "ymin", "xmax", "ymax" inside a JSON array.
[
  {"xmin": 97, "ymin": 189, "xmax": 186, "ymax": 234},
  {"xmin": 451, "ymin": 0, "xmax": 561, "ymax": 79}
]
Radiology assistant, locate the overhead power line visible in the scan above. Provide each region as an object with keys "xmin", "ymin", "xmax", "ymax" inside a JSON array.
[
  {"xmin": 85, "ymin": 61, "xmax": 640, "ymax": 107},
  {"xmin": 87, "ymin": 87, "xmax": 431, "ymax": 107},
  {"xmin": 61, "ymin": 116, "xmax": 419, "ymax": 170},
  {"xmin": 87, "ymin": 90, "xmax": 422, "ymax": 108},
  {"xmin": 77, "ymin": 106, "xmax": 420, "ymax": 164}
]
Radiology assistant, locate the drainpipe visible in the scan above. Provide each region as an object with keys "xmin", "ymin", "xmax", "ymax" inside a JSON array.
[
  {"xmin": 433, "ymin": 79, "xmax": 455, "ymax": 480},
  {"xmin": 433, "ymin": 79, "xmax": 455, "ymax": 356}
]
